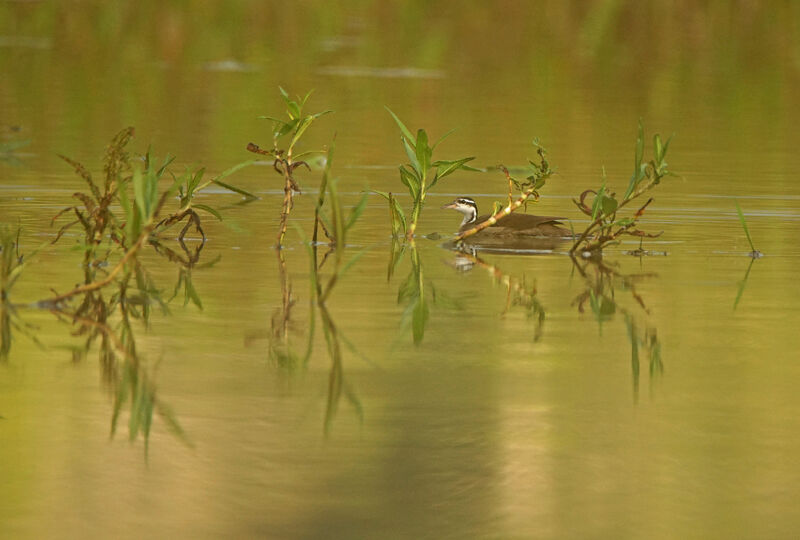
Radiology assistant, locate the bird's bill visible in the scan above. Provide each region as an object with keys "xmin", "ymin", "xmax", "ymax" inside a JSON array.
[{"xmin": 441, "ymin": 200, "xmax": 458, "ymax": 209}]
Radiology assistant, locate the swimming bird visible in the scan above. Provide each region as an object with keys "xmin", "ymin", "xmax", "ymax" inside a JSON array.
[{"xmin": 442, "ymin": 197, "xmax": 570, "ymax": 239}]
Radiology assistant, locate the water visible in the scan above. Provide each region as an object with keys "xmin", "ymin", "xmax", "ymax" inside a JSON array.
[{"xmin": 2, "ymin": 3, "xmax": 800, "ymax": 538}]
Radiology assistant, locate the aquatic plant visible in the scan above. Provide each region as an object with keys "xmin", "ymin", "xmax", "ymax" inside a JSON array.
[
  {"xmin": 455, "ymin": 142, "xmax": 554, "ymax": 242},
  {"xmin": 379, "ymin": 108, "xmax": 475, "ymax": 239},
  {"xmin": 156, "ymin": 162, "xmax": 256, "ymax": 242},
  {"xmin": 53, "ymin": 128, "xmax": 254, "ymax": 261},
  {"xmin": 570, "ymin": 121, "xmax": 675, "ymax": 256},
  {"xmin": 247, "ymin": 87, "xmax": 332, "ymax": 247},
  {"xmin": 734, "ymin": 200, "xmax": 763, "ymax": 258}
]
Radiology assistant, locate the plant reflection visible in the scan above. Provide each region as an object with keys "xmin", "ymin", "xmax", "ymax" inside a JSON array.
[
  {"xmin": 571, "ymin": 255, "xmax": 663, "ymax": 402},
  {"xmin": 255, "ymin": 142, "xmax": 365, "ymax": 434},
  {"xmin": 390, "ymin": 241, "xmax": 462, "ymax": 346},
  {"xmin": 448, "ymin": 250, "xmax": 546, "ymax": 341},
  {"xmin": 0, "ymin": 224, "xmax": 42, "ymax": 362},
  {"xmin": 733, "ymin": 258, "xmax": 757, "ymax": 311},
  {"xmin": 0, "ymin": 126, "xmax": 255, "ymax": 454}
]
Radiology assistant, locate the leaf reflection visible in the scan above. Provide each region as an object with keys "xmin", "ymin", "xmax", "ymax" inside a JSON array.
[{"xmin": 571, "ymin": 255, "xmax": 663, "ymax": 403}]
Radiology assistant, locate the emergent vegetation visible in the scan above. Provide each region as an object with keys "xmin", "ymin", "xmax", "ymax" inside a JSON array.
[
  {"xmin": 247, "ymin": 88, "xmax": 332, "ymax": 247},
  {"xmin": 376, "ymin": 108, "xmax": 475, "ymax": 239},
  {"xmin": 570, "ymin": 121, "xmax": 676, "ymax": 256}
]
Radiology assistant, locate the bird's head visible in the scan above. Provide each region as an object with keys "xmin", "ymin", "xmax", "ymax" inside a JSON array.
[{"xmin": 442, "ymin": 197, "xmax": 479, "ymax": 227}]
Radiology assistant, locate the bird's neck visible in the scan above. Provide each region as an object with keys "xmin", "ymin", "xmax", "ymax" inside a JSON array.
[{"xmin": 461, "ymin": 207, "xmax": 477, "ymax": 227}]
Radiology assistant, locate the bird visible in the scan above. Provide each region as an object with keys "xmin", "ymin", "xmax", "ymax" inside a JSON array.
[{"xmin": 442, "ymin": 197, "xmax": 571, "ymax": 239}]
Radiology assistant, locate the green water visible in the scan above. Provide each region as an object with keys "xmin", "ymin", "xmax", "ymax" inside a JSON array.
[{"xmin": 2, "ymin": 3, "xmax": 800, "ymax": 538}]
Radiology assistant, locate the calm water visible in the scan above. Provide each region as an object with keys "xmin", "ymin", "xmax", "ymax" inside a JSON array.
[{"xmin": 2, "ymin": 3, "xmax": 800, "ymax": 538}]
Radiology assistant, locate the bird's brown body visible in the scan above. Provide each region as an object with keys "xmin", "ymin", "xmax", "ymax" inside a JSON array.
[
  {"xmin": 459, "ymin": 212, "xmax": 570, "ymax": 237},
  {"xmin": 443, "ymin": 197, "xmax": 571, "ymax": 250}
]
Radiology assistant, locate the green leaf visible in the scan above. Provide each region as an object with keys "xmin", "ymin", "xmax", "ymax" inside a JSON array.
[
  {"xmin": 624, "ymin": 119, "xmax": 645, "ymax": 199},
  {"xmin": 601, "ymin": 195, "xmax": 618, "ymax": 216},
  {"xmin": 133, "ymin": 167, "xmax": 148, "ymax": 220},
  {"xmin": 660, "ymin": 134, "xmax": 673, "ymax": 164},
  {"xmin": 431, "ymin": 128, "xmax": 456, "ymax": 150},
  {"xmin": 312, "ymin": 110, "xmax": 334, "ymax": 120},
  {"xmin": 385, "ymin": 107, "xmax": 416, "ymax": 145},
  {"xmin": 339, "ymin": 247, "xmax": 369, "ymax": 278},
  {"xmin": 390, "ymin": 193, "xmax": 407, "ymax": 234},
  {"xmin": 278, "ymin": 86, "xmax": 289, "ymax": 99},
  {"xmin": 615, "ymin": 217, "xmax": 635, "ymax": 228},
  {"xmin": 399, "ymin": 165, "xmax": 420, "ymax": 199},
  {"xmin": 258, "ymin": 115, "xmax": 288, "ymax": 125},
  {"xmin": 412, "ymin": 295, "xmax": 429, "ymax": 345},
  {"xmin": 415, "ymin": 129, "xmax": 430, "ymax": 174},
  {"xmin": 155, "ymin": 154, "xmax": 176, "ymax": 179},
  {"xmin": 372, "ymin": 190, "xmax": 407, "ymax": 235},
  {"xmin": 735, "ymin": 200, "xmax": 757, "ymax": 252},
  {"xmin": 193, "ymin": 204, "xmax": 223, "ymax": 221},
  {"xmin": 591, "ymin": 183, "xmax": 606, "ymax": 220},
  {"xmin": 402, "ymin": 137, "xmax": 422, "ymax": 178},
  {"xmin": 213, "ymin": 160, "xmax": 254, "ymax": 183},
  {"xmin": 328, "ymin": 179, "xmax": 346, "ymax": 247},
  {"xmin": 187, "ymin": 167, "xmax": 205, "ymax": 195},
  {"xmin": 653, "ymin": 133, "xmax": 663, "ymax": 163},
  {"xmin": 345, "ymin": 191, "xmax": 369, "ymax": 230},
  {"xmin": 299, "ymin": 90, "xmax": 313, "ymax": 108},
  {"xmin": 431, "ymin": 157, "xmax": 475, "ymax": 188},
  {"xmin": 286, "ymin": 100, "xmax": 302, "ymax": 120},
  {"xmin": 289, "ymin": 116, "xmax": 313, "ymax": 150},
  {"xmin": 186, "ymin": 276, "xmax": 203, "ymax": 309},
  {"xmin": 275, "ymin": 118, "xmax": 298, "ymax": 139},
  {"xmin": 212, "ymin": 178, "xmax": 257, "ymax": 200}
]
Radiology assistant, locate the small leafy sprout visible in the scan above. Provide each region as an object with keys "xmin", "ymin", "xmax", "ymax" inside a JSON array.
[
  {"xmin": 247, "ymin": 87, "xmax": 333, "ymax": 247},
  {"xmin": 155, "ymin": 161, "xmax": 255, "ymax": 242},
  {"xmin": 384, "ymin": 107, "xmax": 475, "ymax": 239},
  {"xmin": 570, "ymin": 121, "xmax": 676, "ymax": 257},
  {"xmin": 456, "ymin": 140, "xmax": 554, "ymax": 242},
  {"xmin": 734, "ymin": 200, "xmax": 763, "ymax": 258}
]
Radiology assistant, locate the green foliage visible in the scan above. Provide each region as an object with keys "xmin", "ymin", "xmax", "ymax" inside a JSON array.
[
  {"xmin": 456, "ymin": 143, "xmax": 554, "ymax": 242},
  {"xmin": 260, "ymin": 88, "xmax": 332, "ymax": 156},
  {"xmin": 249, "ymin": 88, "xmax": 333, "ymax": 246},
  {"xmin": 156, "ymin": 161, "xmax": 255, "ymax": 241},
  {"xmin": 734, "ymin": 200, "xmax": 762, "ymax": 257},
  {"xmin": 571, "ymin": 121, "xmax": 676, "ymax": 255},
  {"xmin": 385, "ymin": 107, "xmax": 475, "ymax": 238}
]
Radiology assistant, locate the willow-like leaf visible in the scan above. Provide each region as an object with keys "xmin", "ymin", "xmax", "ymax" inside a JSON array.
[
  {"xmin": 193, "ymin": 204, "xmax": 223, "ymax": 221},
  {"xmin": 734, "ymin": 200, "xmax": 757, "ymax": 253},
  {"xmin": 385, "ymin": 106, "xmax": 416, "ymax": 145},
  {"xmin": 212, "ymin": 178, "xmax": 257, "ymax": 200}
]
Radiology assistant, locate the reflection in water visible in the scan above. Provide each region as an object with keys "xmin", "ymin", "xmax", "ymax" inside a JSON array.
[
  {"xmin": 449, "ymin": 251, "xmax": 547, "ymax": 342},
  {"xmin": 570, "ymin": 256, "xmax": 663, "ymax": 402},
  {"xmin": 733, "ymin": 257, "xmax": 758, "ymax": 311},
  {"xmin": 152, "ymin": 238, "xmax": 220, "ymax": 310},
  {"xmin": 42, "ymin": 238, "xmax": 194, "ymax": 456},
  {"xmin": 250, "ymin": 153, "xmax": 366, "ymax": 433},
  {"xmin": 391, "ymin": 241, "xmax": 463, "ymax": 346},
  {"xmin": 0, "ymin": 224, "xmax": 42, "ymax": 361}
]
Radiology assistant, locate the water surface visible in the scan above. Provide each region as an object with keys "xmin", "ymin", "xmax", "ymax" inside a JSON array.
[{"xmin": 2, "ymin": 3, "xmax": 800, "ymax": 538}]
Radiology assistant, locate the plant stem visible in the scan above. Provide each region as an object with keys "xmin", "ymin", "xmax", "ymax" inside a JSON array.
[
  {"xmin": 41, "ymin": 191, "xmax": 171, "ymax": 305},
  {"xmin": 569, "ymin": 181, "xmax": 654, "ymax": 254},
  {"xmin": 456, "ymin": 186, "xmax": 540, "ymax": 241},
  {"xmin": 276, "ymin": 156, "xmax": 294, "ymax": 247}
]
